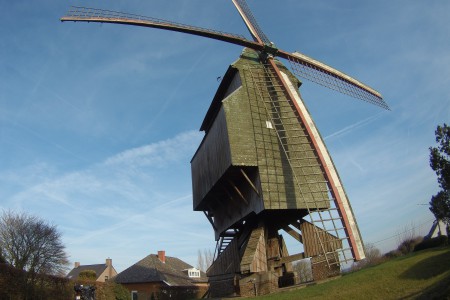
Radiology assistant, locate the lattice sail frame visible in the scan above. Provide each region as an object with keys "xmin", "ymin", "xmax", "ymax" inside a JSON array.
[
  {"xmin": 244, "ymin": 60, "xmax": 363, "ymax": 266},
  {"xmin": 286, "ymin": 52, "xmax": 389, "ymax": 109}
]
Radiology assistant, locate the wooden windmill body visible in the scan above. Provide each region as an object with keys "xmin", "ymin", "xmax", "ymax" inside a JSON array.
[
  {"xmin": 62, "ymin": 1, "xmax": 388, "ymax": 297},
  {"xmin": 192, "ymin": 49, "xmax": 349, "ymax": 296}
]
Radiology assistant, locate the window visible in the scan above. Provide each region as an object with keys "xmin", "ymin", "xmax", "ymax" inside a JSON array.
[
  {"xmin": 188, "ymin": 269, "xmax": 201, "ymax": 278},
  {"xmin": 131, "ymin": 291, "xmax": 138, "ymax": 300},
  {"xmin": 104, "ymin": 276, "xmax": 109, "ymax": 281}
]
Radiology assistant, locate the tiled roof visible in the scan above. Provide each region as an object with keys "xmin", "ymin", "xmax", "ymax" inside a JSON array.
[
  {"xmin": 115, "ymin": 254, "xmax": 207, "ymax": 286},
  {"xmin": 66, "ymin": 264, "xmax": 107, "ymax": 280}
]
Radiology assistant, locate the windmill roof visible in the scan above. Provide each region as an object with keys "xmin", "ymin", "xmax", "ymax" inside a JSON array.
[
  {"xmin": 199, "ymin": 48, "xmax": 262, "ymax": 132},
  {"xmin": 199, "ymin": 48, "xmax": 300, "ymax": 132},
  {"xmin": 66, "ymin": 263, "xmax": 107, "ymax": 280},
  {"xmin": 115, "ymin": 254, "xmax": 207, "ymax": 286},
  {"xmin": 199, "ymin": 65, "xmax": 237, "ymax": 132}
]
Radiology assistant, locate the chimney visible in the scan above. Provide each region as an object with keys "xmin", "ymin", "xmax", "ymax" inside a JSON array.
[
  {"xmin": 158, "ymin": 250, "xmax": 166, "ymax": 263},
  {"xmin": 106, "ymin": 258, "xmax": 113, "ymax": 278},
  {"xmin": 75, "ymin": 262, "xmax": 80, "ymax": 268}
]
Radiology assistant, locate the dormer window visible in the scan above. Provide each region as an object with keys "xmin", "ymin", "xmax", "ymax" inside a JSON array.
[{"xmin": 186, "ymin": 268, "xmax": 201, "ymax": 278}]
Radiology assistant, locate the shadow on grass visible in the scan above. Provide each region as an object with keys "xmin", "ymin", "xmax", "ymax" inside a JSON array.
[
  {"xmin": 416, "ymin": 273, "xmax": 450, "ymax": 300},
  {"xmin": 398, "ymin": 248, "xmax": 450, "ymax": 300},
  {"xmin": 400, "ymin": 248, "xmax": 450, "ymax": 280},
  {"xmin": 398, "ymin": 273, "xmax": 450, "ymax": 300}
]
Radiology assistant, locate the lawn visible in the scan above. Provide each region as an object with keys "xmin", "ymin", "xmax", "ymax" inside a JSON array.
[{"xmin": 255, "ymin": 247, "xmax": 450, "ymax": 300}]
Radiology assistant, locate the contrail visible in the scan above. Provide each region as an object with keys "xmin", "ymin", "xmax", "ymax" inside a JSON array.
[{"xmin": 324, "ymin": 111, "xmax": 384, "ymax": 140}]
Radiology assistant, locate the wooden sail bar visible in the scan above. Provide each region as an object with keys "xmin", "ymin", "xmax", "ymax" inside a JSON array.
[
  {"xmin": 232, "ymin": 0, "xmax": 270, "ymax": 45},
  {"xmin": 61, "ymin": 6, "xmax": 387, "ymax": 110},
  {"xmin": 61, "ymin": 6, "xmax": 264, "ymax": 51}
]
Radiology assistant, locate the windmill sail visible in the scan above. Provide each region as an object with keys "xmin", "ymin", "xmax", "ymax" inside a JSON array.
[
  {"xmin": 61, "ymin": 6, "xmax": 262, "ymax": 50},
  {"xmin": 61, "ymin": 6, "xmax": 388, "ymax": 110},
  {"xmin": 62, "ymin": 1, "xmax": 387, "ymax": 297},
  {"xmin": 282, "ymin": 51, "xmax": 388, "ymax": 109},
  {"xmin": 232, "ymin": 0, "xmax": 270, "ymax": 44}
]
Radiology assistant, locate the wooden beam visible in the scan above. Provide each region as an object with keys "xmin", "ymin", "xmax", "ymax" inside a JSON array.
[
  {"xmin": 227, "ymin": 179, "xmax": 249, "ymax": 205},
  {"xmin": 291, "ymin": 220, "xmax": 302, "ymax": 231},
  {"xmin": 279, "ymin": 253, "xmax": 306, "ymax": 264},
  {"xmin": 281, "ymin": 225, "xmax": 303, "ymax": 243},
  {"xmin": 221, "ymin": 186, "xmax": 240, "ymax": 207},
  {"xmin": 203, "ymin": 211, "xmax": 217, "ymax": 231},
  {"xmin": 240, "ymin": 168, "xmax": 260, "ymax": 196}
]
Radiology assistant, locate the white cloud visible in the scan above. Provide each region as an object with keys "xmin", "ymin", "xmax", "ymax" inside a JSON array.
[
  {"xmin": 1, "ymin": 130, "xmax": 211, "ymax": 271},
  {"xmin": 105, "ymin": 130, "xmax": 201, "ymax": 167}
]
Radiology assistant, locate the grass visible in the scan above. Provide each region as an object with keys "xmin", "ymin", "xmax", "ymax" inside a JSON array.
[{"xmin": 255, "ymin": 246, "xmax": 450, "ymax": 300}]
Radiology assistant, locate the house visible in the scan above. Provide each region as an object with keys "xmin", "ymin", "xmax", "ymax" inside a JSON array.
[
  {"xmin": 67, "ymin": 258, "xmax": 118, "ymax": 282},
  {"xmin": 425, "ymin": 220, "xmax": 448, "ymax": 239},
  {"xmin": 115, "ymin": 251, "xmax": 208, "ymax": 299}
]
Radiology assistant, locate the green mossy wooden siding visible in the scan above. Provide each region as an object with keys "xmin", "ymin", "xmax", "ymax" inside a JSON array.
[
  {"xmin": 233, "ymin": 49, "xmax": 329, "ymax": 210},
  {"xmin": 224, "ymin": 88, "xmax": 258, "ymax": 167},
  {"xmin": 191, "ymin": 48, "xmax": 330, "ymax": 235}
]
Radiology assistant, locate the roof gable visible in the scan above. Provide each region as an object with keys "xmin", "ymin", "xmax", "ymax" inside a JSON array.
[
  {"xmin": 199, "ymin": 48, "xmax": 300, "ymax": 133},
  {"xmin": 115, "ymin": 254, "xmax": 207, "ymax": 286},
  {"xmin": 67, "ymin": 264, "xmax": 107, "ymax": 280}
]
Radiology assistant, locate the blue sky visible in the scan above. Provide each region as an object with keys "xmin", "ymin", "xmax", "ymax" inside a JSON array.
[{"xmin": 1, "ymin": 0, "xmax": 449, "ymax": 272}]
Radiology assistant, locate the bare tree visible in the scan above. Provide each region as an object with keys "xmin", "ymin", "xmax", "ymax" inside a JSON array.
[
  {"xmin": 363, "ymin": 243, "xmax": 382, "ymax": 265},
  {"xmin": 0, "ymin": 248, "xmax": 5, "ymax": 263},
  {"xmin": 197, "ymin": 249, "xmax": 213, "ymax": 272},
  {"xmin": 0, "ymin": 210, "xmax": 69, "ymax": 276},
  {"xmin": 395, "ymin": 222, "xmax": 417, "ymax": 247},
  {"xmin": 197, "ymin": 250, "xmax": 205, "ymax": 273},
  {"xmin": 293, "ymin": 259, "xmax": 313, "ymax": 283},
  {"xmin": 350, "ymin": 243, "xmax": 384, "ymax": 271}
]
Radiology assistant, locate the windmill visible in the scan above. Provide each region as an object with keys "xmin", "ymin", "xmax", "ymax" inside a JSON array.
[{"xmin": 61, "ymin": 1, "xmax": 388, "ymax": 297}]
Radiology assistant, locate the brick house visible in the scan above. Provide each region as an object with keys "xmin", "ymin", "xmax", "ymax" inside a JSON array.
[
  {"xmin": 66, "ymin": 258, "xmax": 117, "ymax": 282},
  {"xmin": 115, "ymin": 251, "xmax": 208, "ymax": 299}
]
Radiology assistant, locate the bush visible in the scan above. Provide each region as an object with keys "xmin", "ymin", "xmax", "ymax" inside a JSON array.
[
  {"xmin": 382, "ymin": 236, "xmax": 424, "ymax": 261},
  {"xmin": 78, "ymin": 269, "xmax": 97, "ymax": 281},
  {"xmin": 414, "ymin": 235, "xmax": 448, "ymax": 252},
  {"xmin": 384, "ymin": 249, "xmax": 402, "ymax": 259},
  {"xmin": 0, "ymin": 263, "xmax": 72, "ymax": 299},
  {"xmin": 71, "ymin": 280, "xmax": 132, "ymax": 300},
  {"xmin": 349, "ymin": 243, "xmax": 384, "ymax": 272},
  {"xmin": 111, "ymin": 281, "xmax": 132, "ymax": 300},
  {"xmin": 397, "ymin": 237, "xmax": 423, "ymax": 255},
  {"xmin": 0, "ymin": 264, "xmax": 130, "ymax": 300}
]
